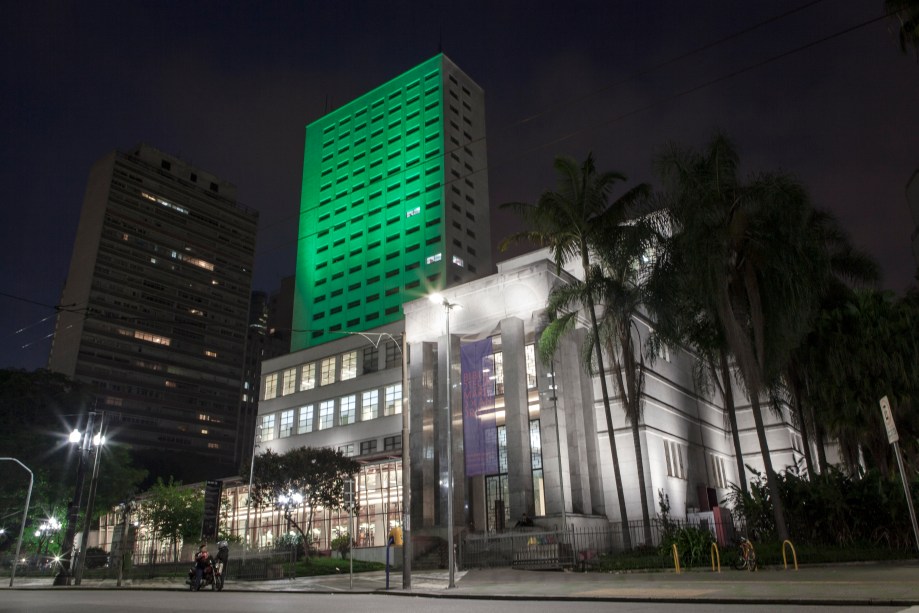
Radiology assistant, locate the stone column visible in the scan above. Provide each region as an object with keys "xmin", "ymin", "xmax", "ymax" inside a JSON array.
[{"xmin": 501, "ymin": 317, "xmax": 534, "ymax": 520}]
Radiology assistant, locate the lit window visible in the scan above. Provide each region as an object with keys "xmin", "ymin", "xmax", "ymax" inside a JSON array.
[
  {"xmin": 406, "ymin": 207, "xmax": 421, "ymax": 217},
  {"xmin": 340, "ymin": 351, "xmax": 357, "ymax": 380},
  {"xmin": 384, "ymin": 384, "xmax": 402, "ymax": 416},
  {"xmin": 300, "ymin": 363, "xmax": 316, "ymax": 391},
  {"xmin": 361, "ymin": 390, "xmax": 378, "ymax": 421},
  {"xmin": 298, "ymin": 405, "xmax": 314, "ymax": 434},
  {"xmin": 282, "ymin": 368, "xmax": 297, "ymax": 396},
  {"xmin": 260, "ymin": 414, "xmax": 276, "ymax": 441},
  {"xmin": 452, "ymin": 255, "xmax": 464, "ymax": 267},
  {"xmin": 320, "ymin": 357, "xmax": 335, "ymax": 386},
  {"xmin": 426, "ymin": 253, "xmax": 442, "ymax": 264},
  {"xmin": 134, "ymin": 330, "xmax": 171, "ymax": 346},
  {"xmin": 279, "ymin": 409, "xmax": 294, "ymax": 438},
  {"xmin": 493, "ymin": 351, "xmax": 505, "ymax": 396},
  {"xmin": 319, "ymin": 400, "xmax": 334, "ymax": 430},
  {"xmin": 525, "ymin": 344, "xmax": 537, "ymax": 389},
  {"xmin": 340, "ymin": 395, "xmax": 356, "ymax": 425},
  {"xmin": 208, "ymin": 443, "xmax": 219, "ymax": 449},
  {"xmin": 204, "ymin": 350, "xmax": 218, "ymax": 358},
  {"xmin": 263, "ymin": 373, "xmax": 278, "ymax": 400},
  {"xmin": 140, "ymin": 191, "xmax": 189, "ymax": 215}
]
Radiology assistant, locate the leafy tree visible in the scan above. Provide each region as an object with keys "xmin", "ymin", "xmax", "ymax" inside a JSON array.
[
  {"xmin": 250, "ymin": 447, "xmax": 360, "ymax": 559},
  {"xmin": 502, "ymin": 154, "xmax": 648, "ymax": 548},
  {"xmin": 653, "ymin": 133, "xmax": 831, "ymax": 542},
  {"xmin": 136, "ymin": 477, "xmax": 203, "ymax": 562}
]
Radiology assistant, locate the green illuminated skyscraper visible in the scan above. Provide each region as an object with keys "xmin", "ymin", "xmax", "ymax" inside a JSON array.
[{"xmin": 292, "ymin": 54, "xmax": 491, "ymax": 350}]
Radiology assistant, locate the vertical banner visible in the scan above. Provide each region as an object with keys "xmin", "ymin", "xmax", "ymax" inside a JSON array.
[
  {"xmin": 201, "ymin": 480, "xmax": 222, "ymax": 541},
  {"xmin": 461, "ymin": 337, "xmax": 498, "ymax": 476}
]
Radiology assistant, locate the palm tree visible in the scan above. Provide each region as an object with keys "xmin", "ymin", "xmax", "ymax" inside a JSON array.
[
  {"xmin": 501, "ymin": 154, "xmax": 649, "ymax": 547},
  {"xmin": 886, "ymin": 0, "xmax": 919, "ymax": 58},
  {"xmin": 653, "ymin": 133, "xmax": 829, "ymax": 542},
  {"xmin": 539, "ymin": 208, "xmax": 659, "ymax": 545}
]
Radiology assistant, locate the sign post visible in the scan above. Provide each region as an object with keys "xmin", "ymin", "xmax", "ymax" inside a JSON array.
[{"xmin": 880, "ymin": 396, "xmax": 919, "ymax": 554}]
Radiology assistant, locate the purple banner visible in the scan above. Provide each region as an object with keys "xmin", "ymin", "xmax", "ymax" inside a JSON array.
[{"xmin": 461, "ymin": 337, "xmax": 498, "ymax": 476}]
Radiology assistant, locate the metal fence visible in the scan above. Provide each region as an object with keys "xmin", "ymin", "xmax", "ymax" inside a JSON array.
[{"xmin": 462, "ymin": 516, "xmax": 740, "ymax": 570}]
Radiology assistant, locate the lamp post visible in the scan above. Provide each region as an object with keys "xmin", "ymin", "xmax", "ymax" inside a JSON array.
[
  {"xmin": 243, "ymin": 432, "xmax": 261, "ymax": 561},
  {"xmin": 55, "ymin": 411, "xmax": 96, "ymax": 586},
  {"xmin": 1, "ymin": 457, "xmax": 33, "ymax": 587},
  {"xmin": 430, "ymin": 293, "xmax": 459, "ymax": 589},
  {"xmin": 74, "ymin": 412, "xmax": 106, "ymax": 585}
]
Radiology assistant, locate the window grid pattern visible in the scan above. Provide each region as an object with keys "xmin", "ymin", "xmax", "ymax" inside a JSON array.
[
  {"xmin": 281, "ymin": 368, "xmax": 297, "ymax": 396},
  {"xmin": 298, "ymin": 405, "xmax": 314, "ymax": 434},
  {"xmin": 263, "ymin": 373, "xmax": 278, "ymax": 400},
  {"xmin": 340, "ymin": 394, "xmax": 356, "ymax": 425},
  {"xmin": 279, "ymin": 409, "xmax": 294, "ymax": 438},
  {"xmin": 319, "ymin": 400, "xmax": 334, "ymax": 430},
  {"xmin": 260, "ymin": 414, "xmax": 276, "ymax": 441},
  {"xmin": 340, "ymin": 351, "xmax": 357, "ymax": 380},
  {"xmin": 300, "ymin": 363, "xmax": 316, "ymax": 391},
  {"xmin": 320, "ymin": 357, "xmax": 335, "ymax": 386},
  {"xmin": 362, "ymin": 389, "xmax": 379, "ymax": 421},
  {"xmin": 384, "ymin": 383, "xmax": 402, "ymax": 415}
]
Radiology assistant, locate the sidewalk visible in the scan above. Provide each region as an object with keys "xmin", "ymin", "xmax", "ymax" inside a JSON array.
[{"xmin": 7, "ymin": 562, "xmax": 919, "ymax": 606}]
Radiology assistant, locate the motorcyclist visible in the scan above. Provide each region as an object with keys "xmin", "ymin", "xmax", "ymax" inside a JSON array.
[{"xmin": 193, "ymin": 543, "xmax": 211, "ymax": 588}]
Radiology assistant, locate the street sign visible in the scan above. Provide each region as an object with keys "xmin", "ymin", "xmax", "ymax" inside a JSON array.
[{"xmin": 880, "ymin": 396, "xmax": 899, "ymax": 444}]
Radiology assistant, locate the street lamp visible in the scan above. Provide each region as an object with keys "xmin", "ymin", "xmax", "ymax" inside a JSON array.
[
  {"xmin": 429, "ymin": 292, "xmax": 459, "ymax": 589},
  {"xmin": 55, "ymin": 411, "xmax": 104, "ymax": 586},
  {"xmin": 74, "ymin": 413, "xmax": 106, "ymax": 585}
]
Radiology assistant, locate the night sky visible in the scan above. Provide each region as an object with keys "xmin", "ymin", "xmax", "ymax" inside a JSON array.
[{"xmin": 2, "ymin": 0, "xmax": 917, "ymax": 372}]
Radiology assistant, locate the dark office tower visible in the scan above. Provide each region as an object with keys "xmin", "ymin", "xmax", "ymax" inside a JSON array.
[
  {"xmin": 292, "ymin": 54, "xmax": 491, "ymax": 350},
  {"xmin": 49, "ymin": 144, "xmax": 259, "ymax": 468}
]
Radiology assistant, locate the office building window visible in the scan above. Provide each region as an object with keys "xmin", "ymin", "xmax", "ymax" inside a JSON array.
[
  {"xmin": 340, "ymin": 395, "xmax": 356, "ymax": 425},
  {"xmin": 360, "ymin": 440, "xmax": 378, "ymax": 455},
  {"xmin": 263, "ymin": 373, "xmax": 278, "ymax": 400},
  {"xmin": 320, "ymin": 357, "xmax": 335, "ymax": 386},
  {"xmin": 341, "ymin": 351, "xmax": 357, "ymax": 380},
  {"xmin": 260, "ymin": 414, "xmax": 276, "ymax": 441},
  {"xmin": 281, "ymin": 368, "xmax": 297, "ymax": 396},
  {"xmin": 279, "ymin": 409, "xmax": 294, "ymax": 438},
  {"xmin": 384, "ymin": 434, "xmax": 402, "ymax": 451},
  {"xmin": 319, "ymin": 400, "xmax": 334, "ymax": 430},
  {"xmin": 339, "ymin": 443, "xmax": 355, "ymax": 457},
  {"xmin": 300, "ymin": 363, "xmax": 316, "ymax": 391},
  {"xmin": 384, "ymin": 383, "xmax": 402, "ymax": 415},
  {"xmin": 385, "ymin": 341, "xmax": 400, "ymax": 368},
  {"xmin": 298, "ymin": 405, "xmax": 314, "ymax": 434},
  {"xmin": 362, "ymin": 389, "xmax": 379, "ymax": 421},
  {"xmin": 363, "ymin": 346, "xmax": 378, "ymax": 373}
]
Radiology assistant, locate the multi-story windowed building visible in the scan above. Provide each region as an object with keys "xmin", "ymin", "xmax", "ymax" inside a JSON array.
[
  {"xmin": 292, "ymin": 54, "xmax": 491, "ymax": 350},
  {"xmin": 48, "ymin": 144, "xmax": 258, "ymax": 468}
]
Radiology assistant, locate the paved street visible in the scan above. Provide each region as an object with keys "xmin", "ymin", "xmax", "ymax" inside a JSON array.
[{"xmin": 4, "ymin": 561, "xmax": 919, "ymax": 611}]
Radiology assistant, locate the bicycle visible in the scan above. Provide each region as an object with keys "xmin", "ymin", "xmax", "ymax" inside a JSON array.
[{"xmin": 732, "ymin": 536, "xmax": 757, "ymax": 571}]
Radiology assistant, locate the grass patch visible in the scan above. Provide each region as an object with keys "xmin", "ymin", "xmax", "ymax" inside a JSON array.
[{"xmin": 292, "ymin": 556, "xmax": 385, "ymax": 576}]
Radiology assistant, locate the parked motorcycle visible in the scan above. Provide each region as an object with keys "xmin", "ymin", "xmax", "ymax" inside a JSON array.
[{"xmin": 186, "ymin": 541, "xmax": 228, "ymax": 591}]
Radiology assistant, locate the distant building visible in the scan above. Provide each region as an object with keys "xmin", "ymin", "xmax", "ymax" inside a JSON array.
[
  {"xmin": 49, "ymin": 144, "xmax": 258, "ymax": 468},
  {"xmin": 292, "ymin": 54, "xmax": 492, "ymax": 351},
  {"xmin": 237, "ymin": 277, "xmax": 294, "ymax": 463}
]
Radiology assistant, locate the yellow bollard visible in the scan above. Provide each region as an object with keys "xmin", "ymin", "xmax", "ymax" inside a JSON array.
[
  {"xmin": 671, "ymin": 543, "xmax": 681, "ymax": 574},
  {"xmin": 781, "ymin": 540, "xmax": 798, "ymax": 571},
  {"xmin": 710, "ymin": 542, "xmax": 721, "ymax": 572}
]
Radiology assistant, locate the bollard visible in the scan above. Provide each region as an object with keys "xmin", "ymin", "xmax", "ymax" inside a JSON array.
[
  {"xmin": 781, "ymin": 540, "xmax": 798, "ymax": 571},
  {"xmin": 710, "ymin": 542, "xmax": 721, "ymax": 572},
  {"xmin": 671, "ymin": 543, "xmax": 681, "ymax": 574}
]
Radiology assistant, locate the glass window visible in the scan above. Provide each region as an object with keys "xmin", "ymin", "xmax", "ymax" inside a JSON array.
[
  {"xmin": 340, "ymin": 395, "xmax": 356, "ymax": 425},
  {"xmin": 360, "ymin": 439, "xmax": 378, "ymax": 455},
  {"xmin": 494, "ymin": 352, "xmax": 504, "ymax": 396},
  {"xmin": 298, "ymin": 405, "xmax": 314, "ymax": 434},
  {"xmin": 384, "ymin": 434, "xmax": 402, "ymax": 451},
  {"xmin": 260, "ymin": 414, "xmax": 276, "ymax": 441},
  {"xmin": 263, "ymin": 373, "xmax": 278, "ymax": 400},
  {"xmin": 338, "ymin": 443, "xmax": 355, "ymax": 457},
  {"xmin": 341, "ymin": 351, "xmax": 357, "ymax": 380},
  {"xmin": 385, "ymin": 341, "xmax": 400, "ymax": 369},
  {"xmin": 361, "ymin": 389, "xmax": 379, "ymax": 421},
  {"xmin": 665, "ymin": 440, "xmax": 685, "ymax": 479},
  {"xmin": 300, "ymin": 363, "xmax": 316, "ymax": 391},
  {"xmin": 281, "ymin": 368, "xmax": 297, "ymax": 396},
  {"xmin": 525, "ymin": 344, "xmax": 537, "ymax": 389},
  {"xmin": 319, "ymin": 400, "xmax": 335, "ymax": 430},
  {"xmin": 383, "ymin": 383, "xmax": 402, "ymax": 415},
  {"xmin": 363, "ymin": 346, "xmax": 379, "ymax": 373},
  {"xmin": 320, "ymin": 357, "xmax": 335, "ymax": 386},
  {"xmin": 279, "ymin": 409, "xmax": 294, "ymax": 438},
  {"xmin": 529, "ymin": 419, "xmax": 542, "ymax": 470}
]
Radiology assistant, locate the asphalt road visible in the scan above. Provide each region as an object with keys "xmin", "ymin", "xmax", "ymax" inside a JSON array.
[{"xmin": 0, "ymin": 591, "xmax": 913, "ymax": 613}]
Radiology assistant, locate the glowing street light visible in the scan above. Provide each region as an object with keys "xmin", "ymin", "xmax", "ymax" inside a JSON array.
[{"xmin": 429, "ymin": 292, "xmax": 460, "ymax": 589}]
